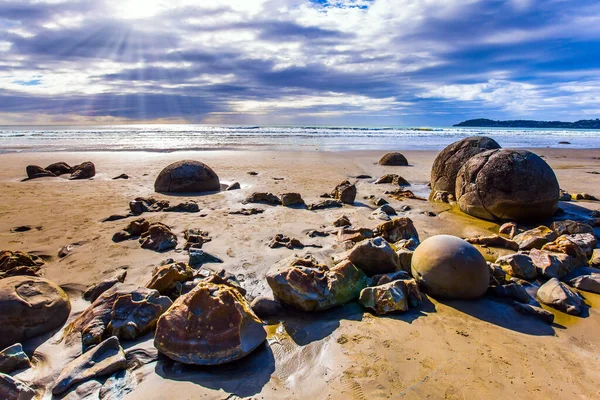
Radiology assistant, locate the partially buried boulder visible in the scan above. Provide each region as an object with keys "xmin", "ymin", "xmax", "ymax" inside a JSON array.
[
  {"xmin": 342, "ymin": 237, "xmax": 400, "ymax": 276},
  {"xmin": 0, "ymin": 276, "xmax": 71, "ymax": 349},
  {"xmin": 455, "ymin": 149, "xmax": 559, "ymax": 221},
  {"xmin": 267, "ymin": 256, "xmax": 369, "ymax": 311},
  {"xmin": 45, "ymin": 162, "xmax": 72, "ymax": 176},
  {"xmin": 154, "ymin": 160, "xmax": 220, "ymax": 193},
  {"xmin": 69, "ymin": 161, "xmax": 95, "ymax": 180},
  {"xmin": 378, "ymin": 152, "xmax": 408, "ymax": 166},
  {"xmin": 411, "ymin": 235, "xmax": 489, "ymax": 299},
  {"xmin": 52, "ymin": 336, "xmax": 126, "ymax": 395},
  {"xmin": 537, "ymin": 277, "xmax": 583, "ymax": 315},
  {"xmin": 430, "ymin": 136, "xmax": 501, "ymax": 198},
  {"xmin": 331, "ymin": 180, "xmax": 356, "ymax": 204},
  {"xmin": 26, "ymin": 165, "xmax": 55, "ymax": 179},
  {"xmin": 65, "ymin": 287, "xmax": 172, "ymax": 347},
  {"xmin": 154, "ymin": 281, "xmax": 266, "ymax": 365}
]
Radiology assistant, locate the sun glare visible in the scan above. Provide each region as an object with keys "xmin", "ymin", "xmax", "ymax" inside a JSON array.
[{"xmin": 109, "ymin": 0, "xmax": 168, "ymax": 20}]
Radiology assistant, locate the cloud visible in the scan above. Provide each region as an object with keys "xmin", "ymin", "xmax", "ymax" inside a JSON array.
[{"xmin": 0, "ymin": 0, "xmax": 599, "ymax": 125}]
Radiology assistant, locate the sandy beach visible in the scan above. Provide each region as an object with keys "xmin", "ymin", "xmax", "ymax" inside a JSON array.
[{"xmin": 2, "ymin": 148, "xmax": 600, "ymax": 399}]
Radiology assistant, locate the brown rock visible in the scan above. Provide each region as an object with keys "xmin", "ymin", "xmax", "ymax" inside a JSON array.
[
  {"xmin": 331, "ymin": 180, "xmax": 356, "ymax": 204},
  {"xmin": 337, "ymin": 227, "xmax": 374, "ymax": 243},
  {"xmin": 590, "ymin": 248, "xmax": 600, "ymax": 268},
  {"xmin": 26, "ymin": 165, "xmax": 56, "ymax": 179},
  {"xmin": 154, "ymin": 281, "xmax": 266, "ymax": 365},
  {"xmin": 146, "ymin": 262, "xmax": 194, "ymax": 295},
  {"xmin": 0, "ymin": 276, "xmax": 71, "ymax": 349},
  {"xmin": 0, "ymin": 373, "xmax": 35, "ymax": 400},
  {"xmin": 139, "ymin": 223, "xmax": 177, "ymax": 252},
  {"xmin": 343, "ymin": 237, "xmax": 400, "ymax": 276},
  {"xmin": 374, "ymin": 217, "xmax": 419, "ymax": 243},
  {"xmin": 308, "ymin": 199, "xmax": 343, "ymax": 210},
  {"xmin": 69, "ymin": 161, "xmax": 96, "ymax": 180},
  {"xmin": 537, "ymin": 278, "xmax": 583, "ymax": 315},
  {"xmin": 0, "ymin": 250, "xmax": 44, "ymax": 278},
  {"xmin": 499, "ymin": 222, "xmax": 519, "ymax": 238},
  {"xmin": 529, "ymin": 248, "xmax": 578, "ymax": 279},
  {"xmin": 513, "ymin": 226, "xmax": 557, "ymax": 250},
  {"xmin": 374, "ymin": 174, "xmax": 410, "ymax": 186},
  {"xmin": 465, "ymin": 235, "xmax": 519, "ymax": 250},
  {"xmin": 280, "ymin": 192, "xmax": 305, "ymax": 206},
  {"xmin": 244, "ymin": 192, "xmax": 281, "ymax": 205},
  {"xmin": 378, "ymin": 152, "xmax": 408, "ymax": 166},
  {"xmin": 83, "ymin": 270, "xmax": 127, "ymax": 302},
  {"xmin": 551, "ymin": 220, "xmax": 594, "ymax": 236},
  {"xmin": 0, "ymin": 344, "xmax": 31, "ymax": 374},
  {"xmin": 488, "ymin": 283, "xmax": 530, "ymax": 303},
  {"xmin": 359, "ymin": 280, "xmax": 409, "ymax": 314},
  {"xmin": 267, "ymin": 234, "xmax": 306, "ymax": 250},
  {"xmin": 333, "ymin": 215, "xmax": 351, "ymax": 227},
  {"xmin": 541, "ymin": 235, "xmax": 589, "ymax": 265},
  {"xmin": 154, "ymin": 160, "xmax": 220, "ymax": 193},
  {"xmin": 45, "ymin": 161, "xmax": 72, "ymax": 175},
  {"xmin": 371, "ymin": 270, "xmax": 411, "ymax": 286}
]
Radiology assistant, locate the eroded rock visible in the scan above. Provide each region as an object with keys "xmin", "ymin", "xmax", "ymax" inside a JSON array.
[
  {"xmin": 359, "ymin": 280, "xmax": 408, "ymax": 315},
  {"xmin": 342, "ymin": 237, "xmax": 400, "ymax": 276},
  {"xmin": 280, "ymin": 193, "xmax": 305, "ymax": 206},
  {"xmin": 513, "ymin": 226, "xmax": 557, "ymax": 250},
  {"xmin": 465, "ymin": 235, "xmax": 519, "ymax": 250},
  {"xmin": 0, "ymin": 344, "xmax": 30, "ymax": 374},
  {"xmin": 83, "ymin": 269, "xmax": 127, "ymax": 302}
]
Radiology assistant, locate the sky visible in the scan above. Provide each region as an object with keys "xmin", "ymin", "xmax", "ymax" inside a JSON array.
[{"xmin": 0, "ymin": 0, "xmax": 599, "ymax": 126}]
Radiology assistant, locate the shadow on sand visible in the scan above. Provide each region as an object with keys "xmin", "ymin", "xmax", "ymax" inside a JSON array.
[{"xmin": 155, "ymin": 342, "xmax": 275, "ymax": 398}]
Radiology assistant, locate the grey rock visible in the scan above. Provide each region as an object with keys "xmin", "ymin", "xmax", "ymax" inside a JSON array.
[
  {"xmin": 0, "ymin": 344, "xmax": 30, "ymax": 374},
  {"xmin": 0, "ymin": 373, "xmax": 35, "ymax": 400},
  {"xmin": 537, "ymin": 277, "xmax": 583, "ymax": 315},
  {"xmin": 569, "ymin": 275, "xmax": 600, "ymax": 294},
  {"xmin": 513, "ymin": 302, "xmax": 554, "ymax": 324}
]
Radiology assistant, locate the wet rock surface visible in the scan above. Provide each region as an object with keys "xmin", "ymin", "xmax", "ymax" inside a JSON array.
[
  {"xmin": 155, "ymin": 160, "xmax": 220, "ymax": 193},
  {"xmin": 155, "ymin": 281, "xmax": 266, "ymax": 365}
]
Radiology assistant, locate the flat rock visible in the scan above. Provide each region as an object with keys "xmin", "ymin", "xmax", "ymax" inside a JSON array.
[
  {"xmin": 513, "ymin": 226, "xmax": 557, "ymax": 250},
  {"xmin": 52, "ymin": 336, "xmax": 127, "ymax": 395},
  {"xmin": 513, "ymin": 302, "xmax": 554, "ymax": 324},
  {"xmin": 83, "ymin": 270, "xmax": 127, "ymax": 302},
  {"xmin": 551, "ymin": 220, "xmax": 594, "ymax": 236},
  {"xmin": 488, "ymin": 283, "xmax": 530, "ymax": 303},
  {"xmin": 542, "ymin": 235, "xmax": 589, "ymax": 265},
  {"xmin": 308, "ymin": 199, "xmax": 343, "ymax": 210},
  {"xmin": 244, "ymin": 192, "xmax": 281, "ymax": 205},
  {"xmin": 569, "ymin": 275, "xmax": 600, "ymax": 294},
  {"xmin": 466, "ymin": 234, "xmax": 519, "ymax": 250},
  {"xmin": 529, "ymin": 248, "xmax": 578, "ymax": 279}
]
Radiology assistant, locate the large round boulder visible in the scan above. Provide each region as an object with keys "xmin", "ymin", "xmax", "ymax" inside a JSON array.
[
  {"xmin": 0, "ymin": 276, "xmax": 71, "ymax": 348},
  {"xmin": 411, "ymin": 235, "xmax": 489, "ymax": 299},
  {"xmin": 154, "ymin": 160, "xmax": 220, "ymax": 193},
  {"xmin": 154, "ymin": 281, "xmax": 265, "ymax": 365},
  {"xmin": 455, "ymin": 149, "xmax": 559, "ymax": 221},
  {"xmin": 378, "ymin": 152, "xmax": 408, "ymax": 166},
  {"xmin": 430, "ymin": 136, "xmax": 501, "ymax": 196}
]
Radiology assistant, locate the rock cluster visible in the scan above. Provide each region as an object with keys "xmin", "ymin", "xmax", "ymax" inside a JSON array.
[
  {"xmin": 129, "ymin": 197, "xmax": 200, "ymax": 215},
  {"xmin": 112, "ymin": 219, "xmax": 178, "ymax": 252},
  {"xmin": 25, "ymin": 161, "xmax": 96, "ymax": 180}
]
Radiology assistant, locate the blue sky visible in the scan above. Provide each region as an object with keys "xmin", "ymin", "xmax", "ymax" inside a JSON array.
[{"xmin": 0, "ymin": 0, "xmax": 599, "ymax": 126}]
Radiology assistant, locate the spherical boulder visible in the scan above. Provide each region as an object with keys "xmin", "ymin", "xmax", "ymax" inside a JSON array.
[
  {"xmin": 455, "ymin": 149, "xmax": 559, "ymax": 221},
  {"xmin": 430, "ymin": 136, "xmax": 501, "ymax": 196},
  {"xmin": 378, "ymin": 152, "xmax": 408, "ymax": 166},
  {"xmin": 411, "ymin": 235, "xmax": 489, "ymax": 299},
  {"xmin": 154, "ymin": 160, "xmax": 220, "ymax": 193},
  {"xmin": 0, "ymin": 276, "xmax": 71, "ymax": 349}
]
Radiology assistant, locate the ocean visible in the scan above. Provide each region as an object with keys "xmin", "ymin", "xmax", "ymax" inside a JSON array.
[{"xmin": 0, "ymin": 125, "xmax": 599, "ymax": 153}]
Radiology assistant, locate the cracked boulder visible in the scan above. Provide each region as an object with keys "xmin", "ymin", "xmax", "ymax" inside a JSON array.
[
  {"xmin": 267, "ymin": 256, "xmax": 369, "ymax": 311},
  {"xmin": 155, "ymin": 281, "xmax": 266, "ymax": 365},
  {"xmin": 154, "ymin": 160, "xmax": 220, "ymax": 193},
  {"xmin": 0, "ymin": 276, "xmax": 71, "ymax": 349},
  {"xmin": 412, "ymin": 235, "xmax": 489, "ymax": 299},
  {"xmin": 455, "ymin": 149, "xmax": 559, "ymax": 221},
  {"xmin": 430, "ymin": 136, "xmax": 501, "ymax": 199}
]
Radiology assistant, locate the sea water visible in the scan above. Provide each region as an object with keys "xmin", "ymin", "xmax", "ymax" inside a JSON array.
[{"xmin": 0, "ymin": 124, "xmax": 599, "ymax": 153}]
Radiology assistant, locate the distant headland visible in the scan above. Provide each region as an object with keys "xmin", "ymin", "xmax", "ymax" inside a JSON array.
[{"xmin": 454, "ymin": 118, "xmax": 600, "ymax": 129}]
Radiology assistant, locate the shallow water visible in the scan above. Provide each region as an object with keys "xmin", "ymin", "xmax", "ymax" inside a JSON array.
[{"xmin": 1, "ymin": 124, "xmax": 599, "ymax": 153}]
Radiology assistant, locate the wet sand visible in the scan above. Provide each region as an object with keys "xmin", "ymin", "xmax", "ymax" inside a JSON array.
[{"xmin": 1, "ymin": 149, "xmax": 600, "ymax": 399}]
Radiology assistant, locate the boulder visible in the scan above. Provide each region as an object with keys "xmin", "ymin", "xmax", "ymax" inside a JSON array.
[
  {"xmin": 0, "ymin": 373, "xmax": 35, "ymax": 400},
  {"xmin": 551, "ymin": 220, "xmax": 594, "ymax": 236},
  {"xmin": 359, "ymin": 280, "xmax": 409, "ymax": 314},
  {"xmin": 569, "ymin": 275, "xmax": 600, "ymax": 294},
  {"xmin": 465, "ymin": 235, "xmax": 519, "ymax": 250},
  {"xmin": 343, "ymin": 237, "xmax": 400, "ymax": 276},
  {"xmin": 513, "ymin": 302, "xmax": 554, "ymax": 324},
  {"xmin": 154, "ymin": 281, "xmax": 266, "ymax": 365},
  {"xmin": 308, "ymin": 199, "xmax": 343, "ymax": 210},
  {"xmin": 541, "ymin": 235, "xmax": 589, "ymax": 265},
  {"xmin": 267, "ymin": 257, "xmax": 369, "ymax": 311},
  {"xmin": 529, "ymin": 248, "xmax": 578, "ymax": 279},
  {"xmin": 52, "ymin": 336, "xmax": 126, "ymax": 395},
  {"xmin": 45, "ymin": 161, "xmax": 72, "ymax": 175},
  {"xmin": 430, "ymin": 136, "xmax": 501, "ymax": 197},
  {"xmin": 69, "ymin": 161, "xmax": 96, "ymax": 180},
  {"xmin": 65, "ymin": 287, "xmax": 172, "ymax": 347},
  {"xmin": 374, "ymin": 217, "xmax": 419, "ymax": 243},
  {"xmin": 139, "ymin": 223, "xmax": 177, "ymax": 252},
  {"xmin": 455, "ymin": 149, "xmax": 559, "ymax": 221},
  {"xmin": 374, "ymin": 174, "xmax": 410, "ymax": 186},
  {"xmin": 83, "ymin": 270, "xmax": 127, "ymax": 302},
  {"xmin": 495, "ymin": 253, "xmax": 537, "ymax": 280},
  {"xmin": 331, "ymin": 180, "xmax": 356, "ymax": 204},
  {"xmin": 513, "ymin": 226, "xmax": 557, "ymax": 250},
  {"xmin": 0, "ymin": 344, "xmax": 30, "ymax": 374},
  {"xmin": 411, "ymin": 235, "xmax": 489, "ymax": 299},
  {"xmin": 146, "ymin": 262, "xmax": 194, "ymax": 296},
  {"xmin": 0, "ymin": 276, "xmax": 71, "ymax": 349},
  {"xmin": 537, "ymin": 278, "xmax": 583, "ymax": 315},
  {"xmin": 26, "ymin": 165, "xmax": 56, "ymax": 179},
  {"xmin": 378, "ymin": 152, "xmax": 408, "ymax": 166},
  {"xmin": 155, "ymin": 160, "xmax": 220, "ymax": 193},
  {"xmin": 333, "ymin": 215, "xmax": 351, "ymax": 227},
  {"xmin": 280, "ymin": 193, "xmax": 305, "ymax": 206}
]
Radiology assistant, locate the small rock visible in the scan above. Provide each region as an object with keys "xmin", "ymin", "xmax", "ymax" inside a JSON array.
[
  {"xmin": 488, "ymin": 262, "xmax": 506, "ymax": 285},
  {"xmin": 146, "ymin": 262, "xmax": 194, "ymax": 296},
  {"xmin": 559, "ymin": 189, "xmax": 571, "ymax": 201},
  {"xmin": 244, "ymin": 192, "xmax": 281, "ymax": 205},
  {"xmin": 337, "ymin": 227, "xmax": 374, "ymax": 243},
  {"xmin": 247, "ymin": 171, "xmax": 258, "ymax": 176},
  {"xmin": 569, "ymin": 275, "xmax": 600, "ymax": 294},
  {"xmin": 308, "ymin": 199, "xmax": 343, "ymax": 210},
  {"xmin": 374, "ymin": 174, "xmax": 410, "ymax": 186},
  {"xmin": 370, "ymin": 270, "xmax": 411, "ymax": 286},
  {"xmin": 355, "ymin": 175, "xmax": 372, "ymax": 179},
  {"xmin": 373, "ymin": 198, "xmax": 388, "ymax": 207},
  {"xmin": 574, "ymin": 193, "xmax": 598, "ymax": 201},
  {"xmin": 331, "ymin": 180, "xmax": 356, "ymax": 204},
  {"xmin": 342, "ymin": 237, "xmax": 400, "ymax": 276},
  {"xmin": 499, "ymin": 222, "xmax": 518, "ymax": 238},
  {"xmin": 10, "ymin": 226, "xmax": 32, "ymax": 233},
  {"xmin": 400, "ymin": 205, "xmax": 411, "ymax": 212},
  {"xmin": 189, "ymin": 250, "xmax": 223, "ymax": 267},
  {"xmin": 513, "ymin": 302, "xmax": 554, "ymax": 324},
  {"xmin": 102, "ymin": 214, "xmax": 129, "ymax": 223},
  {"xmin": 379, "ymin": 204, "xmax": 397, "ymax": 215},
  {"xmin": 69, "ymin": 161, "xmax": 96, "ymax": 180},
  {"xmin": 226, "ymin": 182, "xmax": 241, "ymax": 191},
  {"xmin": 250, "ymin": 296, "xmax": 286, "ymax": 319},
  {"xmin": 333, "ymin": 215, "xmax": 351, "ymax": 227},
  {"xmin": 430, "ymin": 190, "xmax": 455, "ymax": 203},
  {"xmin": 590, "ymin": 248, "xmax": 600, "ymax": 268},
  {"xmin": 396, "ymin": 248, "xmax": 413, "ymax": 272},
  {"xmin": 26, "ymin": 165, "xmax": 56, "ymax": 179},
  {"xmin": 495, "ymin": 253, "xmax": 537, "ymax": 281},
  {"xmin": 0, "ymin": 344, "xmax": 30, "ymax": 374},
  {"xmin": 359, "ymin": 280, "xmax": 409, "ymax": 314},
  {"xmin": 229, "ymin": 208, "xmax": 265, "ymax": 215},
  {"xmin": 112, "ymin": 174, "xmax": 129, "ymax": 180},
  {"xmin": 541, "ymin": 235, "xmax": 589, "ymax": 265},
  {"xmin": 374, "ymin": 217, "xmax": 419, "ymax": 243},
  {"xmin": 529, "ymin": 248, "xmax": 578, "ymax": 279},
  {"xmin": 307, "ymin": 230, "xmax": 329, "ymax": 238},
  {"xmin": 423, "ymin": 211, "xmax": 436, "ymax": 217},
  {"xmin": 52, "ymin": 336, "xmax": 127, "ymax": 395},
  {"xmin": 465, "ymin": 235, "xmax": 519, "ymax": 250},
  {"xmin": 513, "ymin": 226, "xmax": 557, "ymax": 250},
  {"xmin": 372, "ymin": 210, "xmax": 390, "ymax": 221},
  {"xmin": 280, "ymin": 192, "xmax": 305, "ymax": 206},
  {"xmin": 537, "ymin": 278, "xmax": 583, "ymax": 315},
  {"xmin": 164, "ymin": 201, "xmax": 200, "ymax": 213},
  {"xmin": 139, "ymin": 223, "xmax": 178, "ymax": 252},
  {"xmin": 551, "ymin": 220, "xmax": 593, "ymax": 236},
  {"xmin": 267, "ymin": 234, "xmax": 307, "ymax": 250}
]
